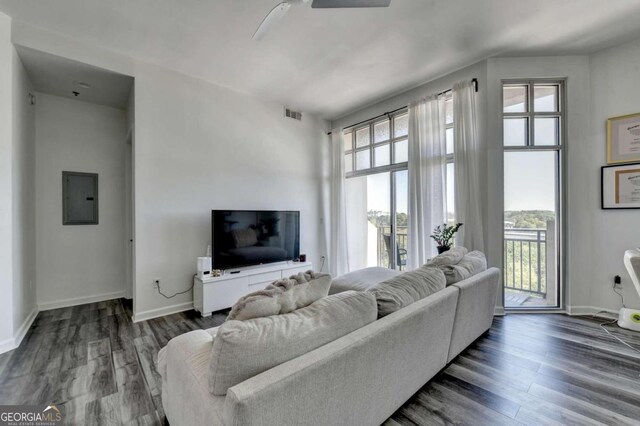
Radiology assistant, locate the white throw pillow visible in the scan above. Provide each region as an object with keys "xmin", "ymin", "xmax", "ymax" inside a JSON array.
[{"xmin": 227, "ymin": 271, "xmax": 331, "ymax": 321}]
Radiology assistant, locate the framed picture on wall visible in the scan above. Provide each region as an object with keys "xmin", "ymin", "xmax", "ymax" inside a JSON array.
[
  {"xmin": 601, "ymin": 163, "xmax": 640, "ymax": 209},
  {"xmin": 607, "ymin": 112, "xmax": 640, "ymax": 164}
]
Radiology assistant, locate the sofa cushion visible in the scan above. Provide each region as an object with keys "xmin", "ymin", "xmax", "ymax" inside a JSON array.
[
  {"xmin": 426, "ymin": 246, "xmax": 468, "ymax": 267},
  {"xmin": 367, "ymin": 266, "xmax": 446, "ymax": 318},
  {"xmin": 329, "ymin": 267, "xmax": 400, "ymax": 294},
  {"xmin": 440, "ymin": 251, "xmax": 487, "ymax": 285},
  {"xmin": 227, "ymin": 271, "xmax": 331, "ymax": 321},
  {"xmin": 209, "ymin": 290, "xmax": 377, "ymax": 395}
]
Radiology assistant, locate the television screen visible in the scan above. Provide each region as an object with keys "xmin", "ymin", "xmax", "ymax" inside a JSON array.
[{"xmin": 211, "ymin": 210, "xmax": 300, "ymax": 270}]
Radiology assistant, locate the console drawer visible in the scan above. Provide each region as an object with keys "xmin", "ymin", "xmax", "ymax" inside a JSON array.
[{"xmin": 248, "ymin": 270, "xmax": 281, "ymax": 285}]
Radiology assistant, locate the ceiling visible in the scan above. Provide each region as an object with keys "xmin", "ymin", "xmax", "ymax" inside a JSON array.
[
  {"xmin": 2, "ymin": 0, "xmax": 640, "ymax": 119},
  {"xmin": 16, "ymin": 46, "xmax": 134, "ymax": 109}
]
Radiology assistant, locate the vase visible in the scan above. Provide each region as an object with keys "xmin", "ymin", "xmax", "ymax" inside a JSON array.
[{"xmin": 437, "ymin": 245, "xmax": 450, "ymax": 254}]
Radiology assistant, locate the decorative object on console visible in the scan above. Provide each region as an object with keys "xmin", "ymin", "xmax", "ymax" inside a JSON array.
[
  {"xmin": 227, "ymin": 270, "xmax": 331, "ymax": 321},
  {"xmin": 197, "ymin": 256, "xmax": 212, "ymax": 279},
  {"xmin": 299, "ymin": 253, "xmax": 306, "ymax": 262},
  {"xmin": 430, "ymin": 223, "xmax": 463, "ymax": 254},
  {"xmin": 620, "ymin": 248, "xmax": 640, "ymax": 332},
  {"xmin": 607, "ymin": 112, "xmax": 640, "ymax": 164},
  {"xmin": 601, "ymin": 163, "xmax": 640, "ymax": 209}
]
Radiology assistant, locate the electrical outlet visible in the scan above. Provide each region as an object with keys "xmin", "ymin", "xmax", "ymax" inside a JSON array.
[{"xmin": 153, "ymin": 278, "xmax": 160, "ymax": 289}]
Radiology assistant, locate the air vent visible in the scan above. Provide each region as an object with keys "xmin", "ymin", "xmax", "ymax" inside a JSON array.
[{"xmin": 284, "ymin": 107, "xmax": 302, "ymax": 121}]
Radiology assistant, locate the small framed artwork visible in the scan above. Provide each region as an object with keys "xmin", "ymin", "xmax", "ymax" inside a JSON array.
[
  {"xmin": 607, "ymin": 112, "xmax": 640, "ymax": 164},
  {"xmin": 601, "ymin": 163, "xmax": 640, "ymax": 209}
]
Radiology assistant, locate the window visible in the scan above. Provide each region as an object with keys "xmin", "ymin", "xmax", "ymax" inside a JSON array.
[
  {"xmin": 343, "ymin": 110, "xmax": 409, "ymax": 271},
  {"xmin": 502, "ymin": 80, "xmax": 564, "ymax": 309},
  {"xmin": 343, "ymin": 111, "xmax": 409, "ymax": 175}
]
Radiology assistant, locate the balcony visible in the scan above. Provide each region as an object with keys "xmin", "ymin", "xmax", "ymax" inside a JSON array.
[
  {"xmin": 504, "ymin": 222, "xmax": 557, "ymax": 308},
  {"xmin": 375, "ymin": 225, "xmax": 408, "ymax": 271}
]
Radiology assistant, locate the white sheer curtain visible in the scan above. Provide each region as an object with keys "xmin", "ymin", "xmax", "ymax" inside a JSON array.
[
  {"xmin": 453, "ymin": 80, "xmax": 484, "ymax": 251},
  {"xmin": 329, "ymin": 129, "xmax": 350, "ymax": 277},
  {"xmin": 407, "ymin": 94, "xmax": 447, "ymax": 269}
]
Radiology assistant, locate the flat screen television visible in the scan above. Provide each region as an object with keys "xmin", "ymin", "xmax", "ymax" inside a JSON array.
[{"xmin": 211, "ymin": 210, "xmax": 300, "ymax": 270}]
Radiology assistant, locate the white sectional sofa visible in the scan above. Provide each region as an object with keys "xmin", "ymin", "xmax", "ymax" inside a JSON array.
[{"xmin": 159, "ymin": 266, "xmax": 500, "ymax": 426}]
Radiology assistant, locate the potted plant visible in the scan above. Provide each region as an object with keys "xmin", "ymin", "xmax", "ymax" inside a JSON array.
[{"xmin": 430, "ymin": 223, "xmax": 463, "ymax": 254}]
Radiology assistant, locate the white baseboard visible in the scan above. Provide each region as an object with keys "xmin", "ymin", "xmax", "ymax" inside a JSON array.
[
  {"xmin": 132, "ymin": 301, "xmax": 193, "ymax": 323},
  {"xmin": 494, "ymin": 306, "xmax": 505, "ymax": 316},
  {"xmin": 0, "ymin": 307, "xmax": 38, "ymax": 354},
  {"xmin": 0, "ymin": 338, "xmax": 14, "ymax": 355},
  {"xmin": 14, "ymin": 308, "xmax": 38, "ymax": 347},
  {"xmin": 566, "ymin": 305, "xmax": 618, "ymax": 318},
  {"xmin": 38, "ymin": 290, "xmax": 126, "ymax": 311}
]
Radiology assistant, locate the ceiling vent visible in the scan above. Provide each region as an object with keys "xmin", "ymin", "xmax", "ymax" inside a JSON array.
[{"xmin": 284, "ymin": 107, "xmax": 302, "ymax": 121}]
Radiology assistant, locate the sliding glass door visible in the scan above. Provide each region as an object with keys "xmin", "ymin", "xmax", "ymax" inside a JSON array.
[
  {"xmin": 502, "ymin": 81, "xmax": 564, "ymax": 309},
  {"xmin": 344, "ymin": 111, "xmax": 409, "ymax": 271}
]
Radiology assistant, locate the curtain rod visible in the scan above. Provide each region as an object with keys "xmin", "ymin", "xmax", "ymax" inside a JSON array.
[{"xmin": 327, "ymin": 78, "xmax": 478, "ymax": 136}]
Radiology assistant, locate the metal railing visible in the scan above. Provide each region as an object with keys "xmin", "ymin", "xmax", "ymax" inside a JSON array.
[
  {"xmin": 376, "ymin": 226, "xmax": 408, "ymax": 270},
  {"xmin": 504, "ymin": 228, "xmax": 546, "ymax": 296}
]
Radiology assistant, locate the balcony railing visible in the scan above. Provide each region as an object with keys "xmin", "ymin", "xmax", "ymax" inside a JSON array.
[
  {"xmin": 370, "ymin": 224, "xmax": 552, "ymax": 299},
  {"xmin": 504, "ymin": 228, "xmax": 547, "ymax": 296},
  {"xmin": 376, "ymin": 226, "xmax": 408, "ymax": 270}
]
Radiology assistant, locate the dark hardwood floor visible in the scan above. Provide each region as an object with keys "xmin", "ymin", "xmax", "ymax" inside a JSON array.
[{"xmin": 1, "ymin": 300, "xmax": 639, "ymax": 425}]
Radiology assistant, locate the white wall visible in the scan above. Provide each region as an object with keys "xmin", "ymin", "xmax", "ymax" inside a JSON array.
[
  {"xmin": 0, "ymin": 13, "xmax": 38, "ymax": 353},
  {"xmin": 0, "ymin": 12, "xmax": 14, "ymax": 348},
  {"xmin": 12, "ymin": 46, "xmax": 36, "ymax": 335},
  {"xmin": 133, "ymin": 63, "xmax": 329, "ymax": 319},
  {"xmin": 35, "ymin": 93, "xmax": 127, "ymax": 309},
  {"xmin": 11, "ymin": 23, "xmax": 330, "ymax": 321},
  {"xmin": 588, "ymin": 38, "xmax": 640, "ymax": 311}
]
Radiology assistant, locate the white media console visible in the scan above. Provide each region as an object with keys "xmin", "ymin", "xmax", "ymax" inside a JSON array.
[{"xmin": 193, "ymin": 261, "xmax": 313, "ymax": 316}]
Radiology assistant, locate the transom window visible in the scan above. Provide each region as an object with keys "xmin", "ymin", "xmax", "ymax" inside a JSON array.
[
  {"xmin": 344, "ymin": 110, "xmax": 408, "ymax": 175},
  {"xmin": 503, "ymin": 82, "xmax": 562, "ymax": 147}
]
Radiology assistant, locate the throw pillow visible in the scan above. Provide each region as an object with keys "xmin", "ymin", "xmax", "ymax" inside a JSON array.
[
  {"xmin": 227, "ymin": 270, "xmax": 331, "ymax": 321},
  {"xmin": 426, "ymin": 246, "xmax": 468, "ymax": 267},
  {"xmin": 440, "ymin": 250, "xmax": 487, "ymax": 285},
  {"xmin": 209, "ymin": 290, "xmax": 377, "ymax": 395},
  {"xmin": 367, "ymin": 266, "xmax": 446, "ymax": 318}
]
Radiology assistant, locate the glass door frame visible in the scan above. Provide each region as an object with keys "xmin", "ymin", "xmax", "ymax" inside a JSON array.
[
  {"xmin": 344, "ymin": 110, "xmax": 409, "ymax": 271},
  {"xmin": 501, "ymin": 78, "xmax": 566, "ymax": 311}
]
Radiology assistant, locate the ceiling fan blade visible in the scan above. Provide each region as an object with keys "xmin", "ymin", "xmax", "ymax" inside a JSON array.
[
  {"xmin": 252, "ymin": 2, "xmax": 292, "ymax": 41},
  {"xmin": 311, "ymin": 0, "xmax": 390, "ymax": 8}
]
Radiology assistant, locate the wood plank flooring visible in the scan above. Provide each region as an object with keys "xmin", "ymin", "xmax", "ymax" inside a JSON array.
[{"xmin": 1, "ymin": 300, "xmax": 639, "ymax": 425}]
